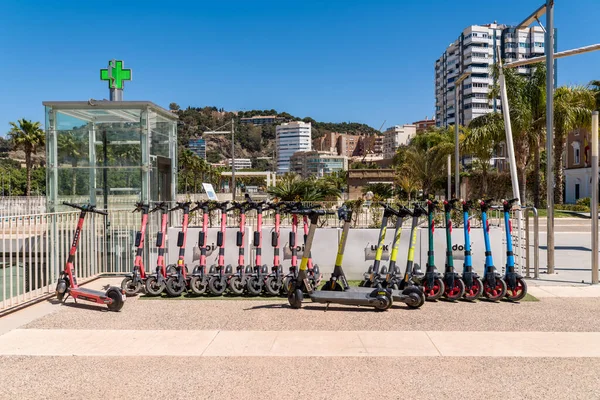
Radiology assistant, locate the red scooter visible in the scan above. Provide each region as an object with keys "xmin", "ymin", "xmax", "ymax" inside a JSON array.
[
  {"xmin": 245, "ymin": 196, "xmax": 269, "ymax": 295},
  {"xmin": 263, "ymin": 202, "xmax": 287, "ymax": 295},
  {"xmin": 208, "ymin": 201, "xmax": 231, "ymax": 295},
  {"xmin": 55, "ymin": 202, "xmax": 126, "ymax": 311},
  {"xmin": 189, "ymin": 201, "xmax": 214, "ymax": 295},
  {"xmin": 165, "ymin": 202, "xmax": 194, "ymax": 297},
  {"xmin": 144, "ymin": 202, "xmax": 175, "ymax": 296},
  {"xmin": 121, "ymin": 202, "xmax": 160, "ymax": 296},
  {"xmin": 226, "ymin": 200, "xmax": 252, "ymax": 295}
]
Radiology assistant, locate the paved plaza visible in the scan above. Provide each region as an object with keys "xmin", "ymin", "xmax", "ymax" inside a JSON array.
[{"xmin": 0, "ymin": 275, "xmax": 600, "ymax": 399}]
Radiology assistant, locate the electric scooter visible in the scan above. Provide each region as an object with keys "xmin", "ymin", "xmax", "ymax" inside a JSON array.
[
  {"xmin": 245, "ymin": 196, "xmax": 270, "ymax": 295},
  {"xmin": 302, "ymin": 212, "xmax": 321, "ymax": 289},
  {"xmin": 325, "ymin": 205, "xmax": 425, "ymax": 309},
  {"xmin": 121, "ymin": 202, "xmax": 152, "ymax": 296},
  {"xmin": 288, "ymin": 207, "xmax": 397, "ymax": 311},
  {"xmin": 263, "ymin": 202, "xmax": 287, "ymax": 295},
  {"xmin": 479, "ymin": 198, "xmax": 507, "ymax": 301},
  {"xmin": 282, "ymin": 202, "xmax": 302, "ymax": 295},
  {"xmin": 226, "ymin": 200, "xmax": 251, "ymax": 295},
  {"xmin": 412, "ymin": 200, "xmax": 445, "ymax": 301},
  {"xmin": 501, "ymin": 198, "xmax": 528, "ymax": 301},
  {"xmin": 207, "ymin": 201, "xmax": 231, "ymax": 295},
  {"xmin": 379, "ymin": 205, "xmax": 411, "ymax": 288},
  {"xmin": 442, "ymin": 199, "xmax": 466, "ymax": 301},
  {"xmin": 359, "ymin": 202, "xmax": 399, "ymax": 287},
  {"xmin": 189, "ymin": 201, "xmax": 214, "ymax": 295},
  {"xmin": 144, "ymin": 202, "xmax": 175, "ymax": 296},
  {"xmin": 461, "ymin": 200, "xmax": 484, "ymax": 300},
  {"xmin": 164, "ymin": 201, "xmax": 194, "ymax": 297},
  {"xmin": 397, "ymin": 202, "xmax": 428, "ymax": 293},
  {"xmin": 55, "ymin": 202, "xmax": 125, "ymax": 311}
]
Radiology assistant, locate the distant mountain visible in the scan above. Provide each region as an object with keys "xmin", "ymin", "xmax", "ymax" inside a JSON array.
[{"xmin": 175, "ymin": 106, "xmax": 380, "ymax": 165}]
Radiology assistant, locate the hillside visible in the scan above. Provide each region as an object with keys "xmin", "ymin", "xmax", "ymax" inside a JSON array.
[{"xmin": 174, "ymin": 106, "xmax": 380, "ymax": 165}]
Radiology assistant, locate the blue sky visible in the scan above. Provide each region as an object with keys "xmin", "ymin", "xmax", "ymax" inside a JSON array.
[{"xmin": 0, "ymin": 0, "xmax": 598, "ymax": 134}]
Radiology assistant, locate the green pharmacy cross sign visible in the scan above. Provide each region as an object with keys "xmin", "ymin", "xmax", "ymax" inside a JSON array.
[{"xmin": 100, "ymin": 60, "xmax": 132, "ymax": 90}]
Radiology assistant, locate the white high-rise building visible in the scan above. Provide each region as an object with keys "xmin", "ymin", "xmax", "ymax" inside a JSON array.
[
  {"xmin": 435, "ymin": 23, "xmax": 547, "ymax": 127},
  {"xmin": 382, "ymin": 124, "xmax": 417, "ymax": 159},
  {"xmin": 276, "ymin": 121, "xmax": 312, "ymax": 174}
]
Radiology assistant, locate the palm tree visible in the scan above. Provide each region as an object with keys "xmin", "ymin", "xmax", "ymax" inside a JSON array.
[
  {"xmin": 401, "ymin": 128, "xmax": 454, "ymax": 198},
  {"xmin": 589, "ymin": 80, "xmax": 600, "ymax": 109},
  {"xmin": 8, "ymin": 119, "xmax": 45, "ymax": 196},
  {"xmin": 179, "ymin": 148, "xmax": 196, "ymax": 193},
  {"xmin": 464, "ymin": 112, "xmax": 504, "ymax": 194},
  {"xmin": 362, "ymin": 182, "xmax": 394, "ymax": 199},
  {"xmin": 525, "ymin": 64, "xmax": 547, "ymax": 207},
  {"xmin": 553, "ymin": 85, "xmax": 596, "ymax": 204},
  {"xmin": 396, "ymin": 174, "xmax": 420, "ymax": 201},
  {"xmin": 57, "ymin": 131, "xmax": 86, "ymax": 195}
]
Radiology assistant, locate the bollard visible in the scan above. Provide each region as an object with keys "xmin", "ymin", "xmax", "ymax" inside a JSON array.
[{"xmin": 533, "ymin": 207, "xmax": 539, "ymax": 279}]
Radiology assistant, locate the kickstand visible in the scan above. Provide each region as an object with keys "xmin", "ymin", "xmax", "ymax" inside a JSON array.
[
  {"xmin": 63, "ymin": 293, "xmax": 71, "ymax": 304},
  {"xmin": 325, "ymin": 302, "xmax": 330, "ymax": 312}
]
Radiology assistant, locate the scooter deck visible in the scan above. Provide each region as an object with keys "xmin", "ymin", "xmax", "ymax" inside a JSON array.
[
  {"xmin": 74, "ymin": 287, "xmax": 108, "ymax": 297},
  {"xmin": 348, "ymin": 286, "xmax": 414, "ymax": 303},
  {"xmin": 309, "ymin": 289, "xmax": 392, "ymax": 307}
]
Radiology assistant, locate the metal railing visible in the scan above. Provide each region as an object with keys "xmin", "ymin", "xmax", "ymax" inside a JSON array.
[{"xmin": 0, "ymin": 196, "xmax": 46, "ymax": 217}]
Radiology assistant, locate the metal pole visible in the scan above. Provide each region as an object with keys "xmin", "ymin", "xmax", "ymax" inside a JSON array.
[
  {"xmin": 592, "ymin": 111, "xmax": 599, "ymax": 284},
  {"xmin": 231, "ymin": 118, "xmax": 236, "ymax": 201},
  {"xmin": 525, "ymin": 207, "xmax": 530, "ymax": 278},
  {"xmin": 454, "ymin": 86, "xmax": 460, "ymax": 198},
  {"xmin": 447, "ymin": 154, "xmax": 451, "ymax": 199},
  {"xmin": 533, "ymin": 207, "xmax": 539, "ymax": 279},
  {"xmin": 546, "ymin": 0, "xmax": 555, "ymax": 274}
]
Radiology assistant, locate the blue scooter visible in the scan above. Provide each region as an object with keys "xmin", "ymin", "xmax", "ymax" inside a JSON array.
[
  {"xmin": 502, "ymin": 198, "xmax": 528, "ymax": 301},
  {"xmin": 479, "ymin": 199, "xmax": 507, "ymax": 301},
  {"xmin": 461, "ymin": 200, "xmax": 484, "ymax": 300}
]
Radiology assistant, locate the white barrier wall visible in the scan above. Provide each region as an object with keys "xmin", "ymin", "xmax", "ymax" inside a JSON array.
[{"xmin": 167, "ymin": 225, "xmax": 505, "ymax": 280}]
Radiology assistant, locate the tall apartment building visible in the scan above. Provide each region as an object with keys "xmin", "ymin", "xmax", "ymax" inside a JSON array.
[
  {"xmin": 435, "ymin": 23, "xmax": 547, "ymax": 127},
  {"xmin": 276, "ymin": 121, "xmax": 312, "ymax": 174},
  {"xmin": 188, "ymin": 138, "xmax": 206, "ymax": 159},
  {"xmin": 382, "ymin": 124, "xmax": 417, "ymax": 159}
]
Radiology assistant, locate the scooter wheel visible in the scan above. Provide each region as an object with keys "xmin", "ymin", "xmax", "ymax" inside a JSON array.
[
  {"xmin": 165, "ymin": 277, "xmax": 186, "ymax": 297},
  {"xmin": 463, "ymin": 278, "xmax": 484, "ymax": 301},
  {"xmin": 145, "ymin": 276, "xmax": 165, "ymax": 296},
  {"xmin": 264, "ymin": 277, "xmax": 282, "ymax": 296},
  {"xmin": 506, "ymin": 277, "xmax": 528, "ymax": 302},
  {"xmin": 444, "ymin": 278, "xmax": 466, "ymax": 301},
  {"xmin": 228, "ymin": 276, "xmax": 245, "ymax": 296},
  {"xmin": 246, "ymin": 276, "xmax": 262, "ymax": 296},
  {"xmin": 282, "ymin": 277, "xmax": 293, "ymax": 295},
  {"xmin": 288, "ymin": 288, "xmax": 303, "ymax": 309},
  {"xmin": 208, "ymin": 276, "xmax": 227, "ymax": 296},
  {"xmin": 55, "ymin": 279, "xmax": 67, "ymax": 301},
  {"xmin": 166, "ymin": 265, "xmax": 178, "ymax": 275},
  {"xmin": 106, "ymin": 288, "xmax": 125, "ymax": 312},
  {"xmin": 483, "ymin": 278, "xmax": 507, "ymax": 301},
  {"xmin": 423, "ymin": 278, "xmax": 445, "ymax": 301},
  {"xmin": 121, "ymin": 277, "xmax": 142, "ymax": 296},
  {"xmin": 190, "ymin": 276, "xmax": 207, "ymax": 295},
  {"xmin": 402, "ymin": 286, "xmax": 425, "ymax": 309},
  {"xmin": 373, "ymin": 295, "xmax": 392, "ymax": 311}
]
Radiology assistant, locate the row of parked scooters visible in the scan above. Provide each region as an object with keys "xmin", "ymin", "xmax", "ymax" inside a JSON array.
[
  {"xmin": 120, "ymin": 195, "xmax": 527, "ymax": 311},
  {"xmin": 120, "ymin": 198, "xmax": 323, "ymax": 298}
]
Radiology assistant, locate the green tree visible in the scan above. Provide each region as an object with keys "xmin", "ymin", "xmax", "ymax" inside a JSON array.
[
  {"xmin": 589, "ymin": 80, "xmax": 600, "ymax": 109},
  {"xmin": 553, "ymin": 85, "xmax": 596, "ymax": 204},
  {"xmin": 57, "ymin": 131, "xmax": 86, "ymax": 195},
  {"xmin": 464, "ymin": 113, "xmax": 504, "ymax": 195},
  {"xmin": 396, "ymin": 173, "xmax": 420, "ymax": 201},
  {"xmin": 8, "ymin": 119, "xmax": 45, "ymax": 196},
  {"xmin": 362, "ymin": 182, "xmax": 394, "ymax": 199}
]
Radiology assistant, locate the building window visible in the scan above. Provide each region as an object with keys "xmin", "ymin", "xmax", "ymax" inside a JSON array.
[{"xmin": 575, "ymin": 183, "xmax": 580, "ymax": 200}]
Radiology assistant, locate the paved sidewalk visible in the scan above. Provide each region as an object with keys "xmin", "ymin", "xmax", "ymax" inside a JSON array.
[{"xmin": 2, "ymin": 329, "xmax": 600, "ymax": 358}]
